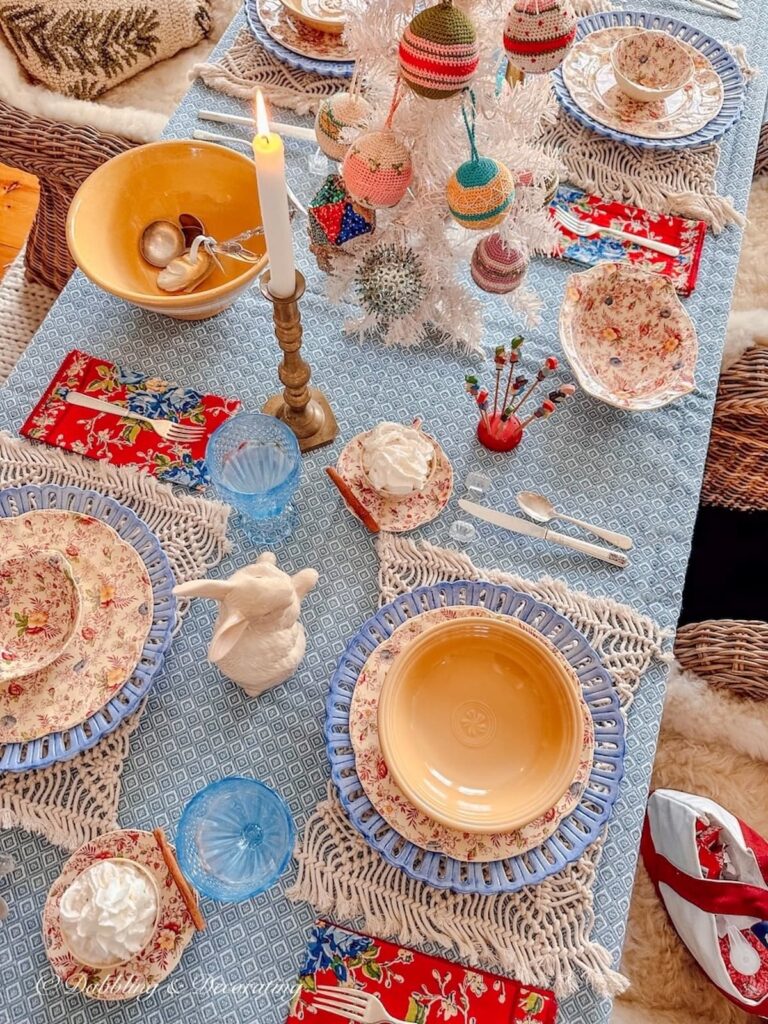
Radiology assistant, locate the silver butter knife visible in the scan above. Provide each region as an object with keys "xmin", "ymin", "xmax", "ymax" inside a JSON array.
[{"xmin": 458, "ymin": 500, "xmax": 629, "ymax": 569}]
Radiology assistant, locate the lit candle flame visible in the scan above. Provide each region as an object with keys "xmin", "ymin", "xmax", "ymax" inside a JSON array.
[{"xmin": 255, "ymin": 89, "xmax": 270, "ymax": 139}]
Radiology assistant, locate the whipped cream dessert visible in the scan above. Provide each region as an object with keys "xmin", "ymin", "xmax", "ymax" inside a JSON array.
[
  {"xmin": 59, "ymin": 859, "xmax": 158, "ymax": 967},
  {"xmin": 362, "ymin": 421, "xmax": 434, "ymax": 497}
]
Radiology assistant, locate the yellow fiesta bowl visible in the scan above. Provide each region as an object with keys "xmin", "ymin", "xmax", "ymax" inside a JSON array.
[
  {"xmin": 377, "ymin": 618, "xmax": 584, "ymax": 834},
  {"xmin": 66, "ymin": 140, "xmax": 267, "ymax": 320}
]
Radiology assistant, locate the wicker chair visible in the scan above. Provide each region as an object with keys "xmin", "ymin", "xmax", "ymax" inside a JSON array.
[
  {"xmin": 0, "ymin": 102, "xmax": 135, "ymax": 291},
  {"xmin": 675, "ymin": 619, "xmax": 768, "ymax": 700},
  {"xmin": 0, "ymin": 0, "xmax": 238, "ymax": 292},
  {"xmin": 700, "ymin": 338, "xmax": 768, "ymax": 511}
]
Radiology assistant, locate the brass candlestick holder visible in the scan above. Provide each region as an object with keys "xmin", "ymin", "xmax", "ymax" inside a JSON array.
[{"xmin": 260, "ymin": 270, "xmax": 339, "ymax": 452}]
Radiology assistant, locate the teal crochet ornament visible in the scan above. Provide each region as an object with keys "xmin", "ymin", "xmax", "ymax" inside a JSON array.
[{"xmin": 445, "ymin": 92, "xmax": 515, "ymax": 231}]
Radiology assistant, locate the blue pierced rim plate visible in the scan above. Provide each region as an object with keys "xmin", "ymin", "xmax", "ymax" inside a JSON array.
[
  {"xmin": 552, "ymin": 11, "xmax": 745, "ymax": 149},
  {"xmin": 245, "ymin": 0, "xmax": 354, "ymax": 78},
  {"xmin": 326, "ymin": 581, "xmax": 626, "ymax": 895},
  {"xmin": 0, "ymin": 485, "xmax": 176, "ymax": 772}
]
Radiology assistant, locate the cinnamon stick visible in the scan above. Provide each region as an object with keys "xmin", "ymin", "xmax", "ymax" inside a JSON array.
[
  {"xmin": 325, "ymin": 467, "xmax": 380, "ymax": 533},
  {"xmin": 152, "ymin": 827, "xmax": 206, "ymax": 932}
]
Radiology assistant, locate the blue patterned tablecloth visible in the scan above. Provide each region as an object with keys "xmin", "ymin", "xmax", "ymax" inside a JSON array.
[{"xmin": 2, "ymin": 3, "xmax": 767, "ymax": 1022}]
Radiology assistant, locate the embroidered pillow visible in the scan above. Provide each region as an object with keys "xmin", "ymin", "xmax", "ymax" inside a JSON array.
[{"xmin": 0, "ymin": 0, "xmax": 212, "ymax": 100}]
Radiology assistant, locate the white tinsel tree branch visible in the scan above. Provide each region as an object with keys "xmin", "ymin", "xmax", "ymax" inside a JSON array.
[{"xmin": 326, "ymin": 0, "xmax": 566, "ymax": 354}]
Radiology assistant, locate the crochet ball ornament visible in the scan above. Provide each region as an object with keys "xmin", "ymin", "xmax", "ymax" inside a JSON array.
[
  {"xmin": 471, "ymin": 234, "xmax": 529, "ymax": 294},
  {"xmin": 503, "ymin": 0, "xmax": 577, "ymax": 75},
  {"xmin": 446, "ymin": 156, "xmax": 515, "ymax": 230},
  {"xmin": 355, "ymin": 243, "xmax": 426, "ymax": 320},
  {"xmin": 342, "ymin": 129, "xmax": 413, "ymax": 209},
  {"xmin": 308, "ymin": 174, "xmax": 375, "ymax": 272},
  {"xmin": 314, "ymin": 91, "xmax": 371, "ymax": 162},
  {"xmin": 399, "ymin": 0, "xmax": 480, "ymax": 99}
]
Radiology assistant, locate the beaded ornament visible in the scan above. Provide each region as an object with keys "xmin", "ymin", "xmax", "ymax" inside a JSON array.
[{"xmin": 355, "ymin": 243, "xmax": 426, "ymax": 321}]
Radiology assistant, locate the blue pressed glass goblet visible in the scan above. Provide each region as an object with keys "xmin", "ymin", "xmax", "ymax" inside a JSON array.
[
  {"xmin": 176, "ymin": 777, "xmax": 295, "ymax": 902},
  {"xmin": 206, "ymin": 412, "xmax": 301, "ymax": 545}
]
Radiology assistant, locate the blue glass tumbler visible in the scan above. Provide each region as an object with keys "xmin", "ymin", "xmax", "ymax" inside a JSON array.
[
  {"xmin": 176, "ymin": 777, "xmax": 295, "ymax": 902},
  {"xmin": 206, "ymin": 412, "xmax": 301, "ymax": 545}
]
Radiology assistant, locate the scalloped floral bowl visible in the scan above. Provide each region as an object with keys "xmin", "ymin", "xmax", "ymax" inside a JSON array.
[
  {"xmin": 611, "ymin": 30, "xmax": 694, "ymax": 103},
  {"xmin": 559, "ymin": 263, "xmax": 698, "ymax": 412},
  {"xmin": 0, "ymin": 550, "xmax": 82, "ymax": 681}
]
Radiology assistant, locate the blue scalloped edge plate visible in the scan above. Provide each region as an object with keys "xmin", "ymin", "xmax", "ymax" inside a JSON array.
[
  {"xmin": 244, "ymin": 0, "xmax": 354, "ymax": 79},
  {"xmin": 325, "ymin": 580, "xmax": 626, "ymax": 895},
  {"xmin": 0, "ymin": 485, "xmax": 176, "ymax": 772},
  {"xmin": 552, "ymin": 10, "xmax": 745, "ymax": 150}
]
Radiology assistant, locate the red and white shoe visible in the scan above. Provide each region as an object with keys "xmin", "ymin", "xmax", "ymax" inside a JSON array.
[{"xmin": 643, "ymin": 789, "xmax": 768, "ymax": 1015}]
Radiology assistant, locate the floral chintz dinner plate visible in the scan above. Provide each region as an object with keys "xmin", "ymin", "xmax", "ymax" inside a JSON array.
[
  {"xmin": 559, "ymin": 262, "xmax": 698, "ymax": 411},
  {"xmin": 349, "ymin": 606, "xmax": 594, "ymax": 862},
  {"xmin": 43, "ymin": 829, "xmax": 197, "ymax": 1001}
]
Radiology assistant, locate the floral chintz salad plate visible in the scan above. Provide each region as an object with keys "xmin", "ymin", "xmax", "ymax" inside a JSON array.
[
  {"xmin": 0, "ymin": 551, "xmax": 81, "ymax": 681},
  {"xmin": 0, "ymin": 510, "xmax": 153, "ymax": 744},
  {"xmin": 559, "ymin": 262, "xmax": 698, "ymax": 411}
]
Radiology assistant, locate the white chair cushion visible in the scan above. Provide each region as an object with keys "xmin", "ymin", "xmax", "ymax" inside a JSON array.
[{"xmin": 0, "ymin": 0, "xmax": 237, "ymax": 143}]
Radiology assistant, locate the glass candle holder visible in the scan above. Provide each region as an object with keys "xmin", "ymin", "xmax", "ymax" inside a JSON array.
[
  {"xmin": 207, "ymin": 412, "xmax": 301, "ymax": 545},
  {"xmin": 176, "ymin": 777, "xmax": 295, "ymax": 902},
  {"xmin": 476, "ymin": 413, "xmax": 523, "ymax": 453}
]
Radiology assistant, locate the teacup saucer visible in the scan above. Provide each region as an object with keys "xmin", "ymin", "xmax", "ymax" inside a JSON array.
[
  {"xmin": 43, "ymin": 829, "xmax": 198, "ymax": 1001},
  {"xmin": 336, "ymin": 431, "xmax": 453, "ymax": 533},
  {"xmin": 562, "ymin": 26, "xmax": 723, "ymax": 140}
]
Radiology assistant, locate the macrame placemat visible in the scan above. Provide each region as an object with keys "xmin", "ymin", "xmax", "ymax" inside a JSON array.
[
  {"xmin": 287, "ymin": 533, "xmax": 668, "ymax": 999},
  {"xmin": 192, "ymin": 21, "xmax": 755, "ymax": 231},
  {"xmin": 0, "ymin": 432, "xmax": 232, "ymax": 851}
]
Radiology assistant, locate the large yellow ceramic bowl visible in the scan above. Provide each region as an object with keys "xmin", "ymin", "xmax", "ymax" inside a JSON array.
[
  {"xmin": 377, "ymin": 618, "xmax": 583, "ymax": 833},
  {"xmin": 66, "ymin": 140, "xmax": 267, "ymax": 320}
]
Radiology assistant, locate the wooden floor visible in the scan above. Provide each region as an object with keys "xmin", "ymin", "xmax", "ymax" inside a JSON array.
[{"xmin": 0, "ymin": 161, "xmax": 40, "ymax": 282}]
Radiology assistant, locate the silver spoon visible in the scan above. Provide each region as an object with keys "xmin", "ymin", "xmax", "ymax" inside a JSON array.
[
  {"xmin": 516, "ymin": 491, "xmax": 633, "ymax": 551},
  {"xmin": 140, "ymin": 220, "xmax": 186, "ymax": 268}
]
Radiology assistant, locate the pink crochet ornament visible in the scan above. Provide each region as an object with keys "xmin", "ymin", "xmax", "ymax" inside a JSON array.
[
  {"xmin": 471, "ymin": 234, "xmax": 529, "ymax": 294},
  {"xmin": 503, "ymin": 0, "xmax": 577, "ymax": 78},
  {"xmin": 341, "ymin": 83, "xmax": 413, "ymax": 210}
]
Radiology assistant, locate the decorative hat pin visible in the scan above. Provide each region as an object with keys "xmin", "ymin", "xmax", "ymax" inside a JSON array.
[{"xmin": 463, "ymin": 342, "xmax": 576, "ymax": 452}]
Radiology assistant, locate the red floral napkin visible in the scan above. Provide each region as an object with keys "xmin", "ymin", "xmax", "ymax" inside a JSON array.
[
  {"xmin": 288, "ymin": 921, "xmax": 557, "ymax": 1023},
  {"xmin": 549, "ymin": 185, "xmax": 707, "ymax": 295},
  {"xmin": 20, "ymin": 349, "xmax": 241, "ymax": 491}
]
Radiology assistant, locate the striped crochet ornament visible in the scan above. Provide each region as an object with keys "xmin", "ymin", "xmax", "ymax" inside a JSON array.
[
  {"xmin": 446, "ymin": 156, "xmax": 515, "ymax": 230},
  {"xmin": 503, "ymin": 0, "xmax": 577, "ymax": 75},
  {"xmin": 342, "ymin": 129, "xmax": 413, "ymax": 210},
  {"xmin": 398, "ymin": 0, "xmax": 480, "ymax": 99},
  {"xmin": 314, "ymin": 91, "xmax": 371, "ymax": 162},
  {"xmin": 470, "ymin": 234, "xmax": 529, "ymax": 294}
]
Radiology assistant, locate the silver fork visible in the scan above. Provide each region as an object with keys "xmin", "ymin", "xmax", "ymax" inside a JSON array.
[
  {"xmin": 63, "ymin": 391, "xmax": 206, "ymax": 444},
  {"xmin": 554, "ymin": 207, "xmax": 680, "ymax": 257},
  {"xmin": 313, "ymin": 985, "xmax": 408, "ymax": 1024}
]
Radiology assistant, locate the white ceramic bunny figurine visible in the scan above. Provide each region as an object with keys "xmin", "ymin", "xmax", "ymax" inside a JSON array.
[{"xmin": 173, "ymin": 552, "xmax": 318, "ymax": 696}]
